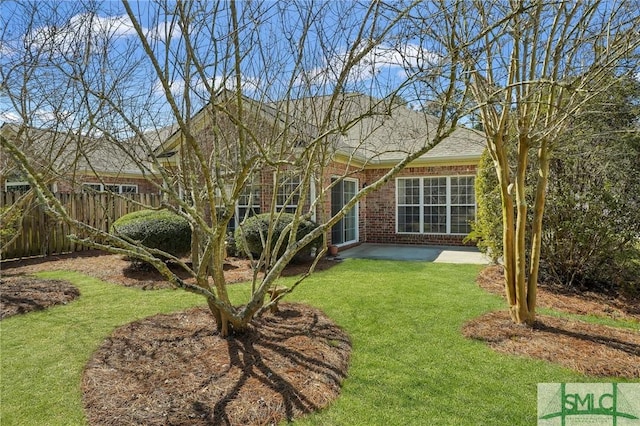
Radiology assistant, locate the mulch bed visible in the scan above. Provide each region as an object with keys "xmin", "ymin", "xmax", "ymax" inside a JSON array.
[
  {"xmin": 465, "ymin": 265, "xmax": 639, "ymax": 378},
  {"xmin": 463, "ymin": 311, "xmax": 640, "ymax": 378},
  {"xmin": 82, "ymin": 303, "xmax": 351, "ymax": 426},
  {"xmin": 0, "ymin": 275, "xmax": 80, "ymax": 320},
  {"xmin": 476, "ymin": 265, "xmax": 640, "ymax": 321},
  {"xmin": 0, "ymin": 250, "xmax": 338, "ymax": 290},
  {"xmin": 1, "ymin": 252, "xmax": 348, "ymax": 425}
]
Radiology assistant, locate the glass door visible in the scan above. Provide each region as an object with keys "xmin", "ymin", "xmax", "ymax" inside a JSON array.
[{"xmin": 331, "ymin": 178, "xmax": 358, "ymax": 245}]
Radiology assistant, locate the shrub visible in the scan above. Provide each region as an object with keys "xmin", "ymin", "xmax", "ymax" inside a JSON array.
[
  {"xmin": 465, "ymin": 149, "xmax": 504, "ymax": 263},
  {"xmin": 0, "ymin": 205, "xmax": 22, "ymax": 255},
  {"xmin": 111, "ymin": 209, "xmax": 191, "ymax": 259},
  {"xmin": 234, "ymin": 213, "xmax": 321, "ymax": 262},
  {"xmin": 539, "ymin": 148, "xmax": 640, "ymax": 293}
]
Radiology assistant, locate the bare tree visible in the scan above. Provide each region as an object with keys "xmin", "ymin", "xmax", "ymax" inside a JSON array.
[
  {"xmin": 447, "ymin": 1, "xmax": 640, "ymax": 324},
  {"xmin": 3, "ymin": 0, "xmax": 502, "ymax": 335}
]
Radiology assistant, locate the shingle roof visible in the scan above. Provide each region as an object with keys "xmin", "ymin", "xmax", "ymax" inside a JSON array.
[
  {"xmin": 279, "ymin": 93, "xmax": 485, "ymax": 165},
  {"xmin": 152, "ymin": 91, "xmax": 487, "ymax": 166},
  {"xmin": 1, "ymin": 123, "xmax": 157, "ymax": 177}
]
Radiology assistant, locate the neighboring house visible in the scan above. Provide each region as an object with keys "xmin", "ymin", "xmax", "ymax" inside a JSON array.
[
  {"xmin": 0, "ymin": 122, "xmax": 165, "ymax": 194},
  {"xmin": 155, "ymin": 92, "xmax": 485, "ymax": 247}
]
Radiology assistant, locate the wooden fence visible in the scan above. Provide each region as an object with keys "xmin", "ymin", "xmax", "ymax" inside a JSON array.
[{"xmin": 1, "ymin": 191, "xmax": 162, "ymax": 260}]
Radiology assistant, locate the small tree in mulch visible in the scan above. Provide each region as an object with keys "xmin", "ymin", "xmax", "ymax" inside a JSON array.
[
  {"xmin": 1, "ymin": 1, "xmax": 473, "ymax": 338},
  {"xmin": 82, "ymin": 303, "xmax": 351, "ymax": 426}
]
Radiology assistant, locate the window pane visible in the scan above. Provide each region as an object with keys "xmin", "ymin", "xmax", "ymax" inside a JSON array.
[
  {"xmin": 424, "ymin": 206, "xmax": 446, "ymax": 233},
  {"xmin": 6, "ymin": 183, "xmax": 31, "ymax": 192},
  {"xmin": 82, "ymin": 183, "xmax": 102, "ymax": 192},
  {"xmin": 424, "ymin": 177, "xmax": 446, "ymax": 205},
  {"xmin": 239, "ymin": 185, "xmax": 260, "ymax": 207},
  {"xmin": 397, "ymin": 178, "xmax": 420, "ymax": 204},
  {"xmin": 276, "ymin": 175, "xmax": 301, "ymax": 207},
  {"xmin": 451, "ymin": 176, "xmax": 475, "ymax": 205},
  {"xmin": 398, "ymin": 206, "xmax": 420, "ymax": 233},
  {"xmin": 451, "ymin": 205, "xmax": 475, "ymax": 234}
]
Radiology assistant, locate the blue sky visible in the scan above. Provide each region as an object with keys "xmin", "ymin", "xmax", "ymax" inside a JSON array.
[
  {"xmin": 0, "ymin": 1, "xmax": 440, "ymax": 130},
  {"xmin": 2, "ymin": 1, "xmax": 637, "ymax": 132}
]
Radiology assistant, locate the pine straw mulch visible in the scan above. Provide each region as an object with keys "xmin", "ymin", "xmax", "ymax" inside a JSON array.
[
  {"xmin": 82, "ymin": 303, "xmax": 351, "ymax": 426},
  {"xmin": 475, "ymin": 265, "xmax": 640, "ymax": 320},
  {"xmin": 0, "ymin": 250, "xmax": 339, "ymax": 291},
  {"xmin": 464, "ymin": 265, "xmax": 640, "ymax": 379},
  {"xmin": 0, "ymin": 252, "xmax": 348, "ymax": 425},
  {"xmin": 0, "ymin": 275, "xmax": 80, "ymax": 320}
]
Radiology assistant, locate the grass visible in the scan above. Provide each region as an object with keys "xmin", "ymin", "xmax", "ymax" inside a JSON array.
[{"xmin": 1, "ymin": 260, "xmax": 637, "ymax": 425}]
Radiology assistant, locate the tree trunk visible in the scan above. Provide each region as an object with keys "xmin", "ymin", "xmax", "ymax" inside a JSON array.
[
  {"xmin": 526, "ymin": 140, "xmax": 551, "ymax": 324},
  {"xmin": 513, "ymin": 138, "xmax": 532, "ymax": 324}
]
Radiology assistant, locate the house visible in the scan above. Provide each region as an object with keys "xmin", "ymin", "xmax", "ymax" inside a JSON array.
[
  {"xmin": 0, "ymin": 122, "xmax": 166, "ymax": 194},
  {"xmin": 154, "ymin": 92, "xmax": 485, "ymax": 248}
]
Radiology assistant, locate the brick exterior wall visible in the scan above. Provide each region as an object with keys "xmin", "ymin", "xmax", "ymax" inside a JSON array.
[
  {"xmin": 251, "ymin": 161, "xmax": 479, "ymax": 249},
  {"xmin": 55, "ymin": 176, "xmax": 158, "ymax": 194},
  {"xmin": 358, "ymin": 163, "xmax": 478, "ymax": 247}
]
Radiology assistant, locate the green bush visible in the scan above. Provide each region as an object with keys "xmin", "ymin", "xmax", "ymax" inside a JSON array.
[
  {"xmin": 466, "ymin": 149, "xmax": 504, "ymax": 263},
  {"xmin": 0, "ymin": 205, "xmax": 22, "ymax": 243},
  {"xmin": 234, "ymin": 213, "xmax": 321, "ymax": 262},
  {"xmin": 111, "ymin": 209, "xmax": 191, "ymax": 259}
]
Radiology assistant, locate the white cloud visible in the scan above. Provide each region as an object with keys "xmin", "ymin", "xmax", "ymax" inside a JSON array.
[
  {"xmin": 0, "ymin": 41, "xmax": 18, "ymax": 59},
  {"xmin": 0, "ymin": 110, "xmax": 21, "ymax": 123},
  {"xmin": 147, "ymin": 20, "xmax": 182, "ymax": 42},
  {"xmin": 296, "ymin": 42, "xmax": 441, "ymax": 87},
  {"xmin": 152, "ymin": 75, "xmax": 261, "ymax": 100},
  {"xmin": 0, "ymin": 107, "xmax": 77, "ymax": 128},
  {"xmin": 26, "ymin": 13, "xmax": 132, "ymax": 55},
  {"xmin": 24, "ymin": 12, "xmax": 180, "ymax": 57}
]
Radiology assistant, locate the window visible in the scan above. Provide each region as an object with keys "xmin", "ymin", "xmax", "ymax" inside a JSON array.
[
  {"xmin": 5, "ymin": 181, "xmax": 31, "ymax": 192},
  {"xmin": 276, "ymin": 174, "xmax": 302, "ymax": 214},
  {"xmin": 83, "ymin": 183, "xmax": 138, "ymax": 194},
  {"xmin": 396, "ymin": 176, "xmax": 475, "ymax": 234},
  {"xmin": 449, "ymin": 176, "xmax": 476, "ymax": 234},
  {"xmin": 229, "ymin": 184, "xmax": 261, "ymax": 230},
  {"xmin": 82, "ymin": 183, "xmax": 103, "ymax": 192},
  {"xmin": 237, "ymin": 184, "xmax": 261, "ymax": 221}
]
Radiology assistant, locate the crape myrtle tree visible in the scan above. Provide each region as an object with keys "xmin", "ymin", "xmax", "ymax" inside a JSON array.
[
  {"xmin": 446, "ymin": 1, "xmax": 640, "ymax": 324},
  {"xmin": 471, "ymin": 74, "xmax": 640, "ymax": 296},
  {"xmin": 1, "ymin": 0, "xmax": 503, "ymax": 336}
]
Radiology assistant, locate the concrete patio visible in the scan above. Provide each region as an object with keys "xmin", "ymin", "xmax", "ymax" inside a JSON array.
[{"xmin": 338, "ymin": 243, "xmax": 490, "ymax": 264}]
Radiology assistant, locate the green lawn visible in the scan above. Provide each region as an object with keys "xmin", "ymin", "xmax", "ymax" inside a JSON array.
[{"xmin": 1, "ymin": 260, "xmax": 636, "ymax": 425}]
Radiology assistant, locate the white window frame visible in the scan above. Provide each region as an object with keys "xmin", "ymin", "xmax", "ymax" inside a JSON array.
[
  {"xmin": 116, "ymin": 184, "xmax": 138, "ymax": 194},
  {"xmin": 395, "ymin": 176, "xmax": 476, "ymax": 235},
  {"xmin": 4, "ymin": 181, "xmax": 31, "ymax": 192},
  {"xmin": 275, "ymin": 173, "xmax": 302, "ymax": 214},
  {"xmin": 82, "ymin": 183, "xmax": 103, "ymax": 192},
  {"xmin": 234, "ymin": 183, "xmax": 261, "ymax": 229},
  {"xmin": 82, "ymin": 183, "xmax": 138, "ymax": 194}
]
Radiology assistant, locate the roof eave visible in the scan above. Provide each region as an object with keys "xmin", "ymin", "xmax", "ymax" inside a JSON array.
[{"xmin": 331, "ymin": 151, "xmax": 482, "ymax": 169}]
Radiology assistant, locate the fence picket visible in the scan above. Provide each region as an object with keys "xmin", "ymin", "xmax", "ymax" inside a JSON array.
[{"xmin": 1, "ymin": 192, "xmax": 161, "ymax": 260}]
